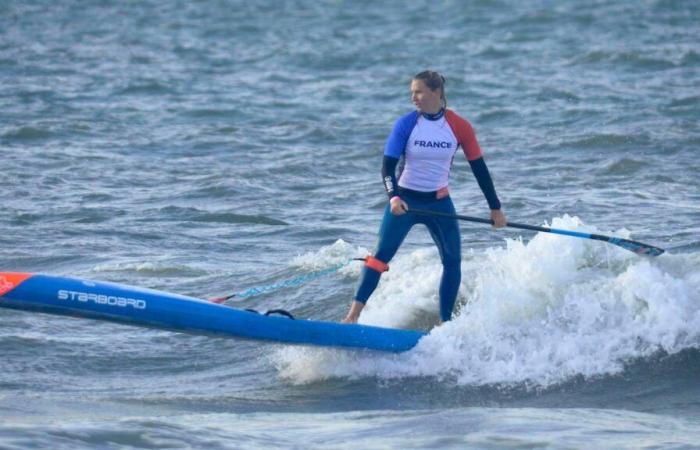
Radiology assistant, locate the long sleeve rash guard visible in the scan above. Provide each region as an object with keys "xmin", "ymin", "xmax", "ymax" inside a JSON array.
[{"xmin": 381, "ymin": 109, "xmax": 501, "ymax": 210}]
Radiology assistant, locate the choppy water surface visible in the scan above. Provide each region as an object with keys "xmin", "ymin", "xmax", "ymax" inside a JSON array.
[{"xmin": 2, "ymin": 0, "xmax": 699, "ymax": 448}]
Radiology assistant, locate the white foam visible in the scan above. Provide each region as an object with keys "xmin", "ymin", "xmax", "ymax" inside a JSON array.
[
  {"xmin": 289, "ymin": 239, "xmax": 368, "ymax": 278},
  {"xmin": 274, "ymin": 216, "xmax": 700, "ymax": 387}
]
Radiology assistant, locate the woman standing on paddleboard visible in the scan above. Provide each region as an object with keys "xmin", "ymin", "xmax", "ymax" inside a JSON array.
[{"xmin": 342, "ymin": 70, "xmax": 507, "ymax": 324}]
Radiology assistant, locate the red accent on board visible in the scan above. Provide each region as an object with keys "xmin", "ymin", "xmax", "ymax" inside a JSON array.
[{"xmin": 0, "ymin": 272, "xmax": 33, "ymax": 296}]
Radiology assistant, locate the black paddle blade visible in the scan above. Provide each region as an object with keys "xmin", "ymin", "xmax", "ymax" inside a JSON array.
[{"xmin": 605, "ymin": 236, "xmax": 665, "ymax": 256}]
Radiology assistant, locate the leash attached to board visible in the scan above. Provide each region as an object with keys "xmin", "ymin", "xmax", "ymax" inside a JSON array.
[{"xmin": 210, "ymin": 257, "xmax": 378, "ymax": 304}]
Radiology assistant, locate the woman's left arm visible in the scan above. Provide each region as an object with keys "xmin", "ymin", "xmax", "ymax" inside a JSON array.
[
  {"xmin": 447, "ymin": 111, "xmax": 506, "ymax": 228},
  {"xmin": 468, "ymin": 157, "xmax": 506, "ymax": 227}
]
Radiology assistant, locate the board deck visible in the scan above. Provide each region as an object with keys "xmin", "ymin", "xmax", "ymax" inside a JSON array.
[{"xmin": 0, "ymin": 272, "xmax": 424, "ymax": 353}]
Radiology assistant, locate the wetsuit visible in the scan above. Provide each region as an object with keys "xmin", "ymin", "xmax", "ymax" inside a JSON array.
[{"xmin": 355, "ymin": 108, "xmax": 501, "ymax": 322}]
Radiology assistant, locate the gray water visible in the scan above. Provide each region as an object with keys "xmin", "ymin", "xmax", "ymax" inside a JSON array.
[{"xmin": 2, "ymin": 0, "xmax": 700, "ymax": 448}]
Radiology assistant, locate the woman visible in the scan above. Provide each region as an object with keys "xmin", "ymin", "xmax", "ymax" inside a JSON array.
[{"xmin": 342, "ymin": 70, "xmax": 506, "ymax": 324}]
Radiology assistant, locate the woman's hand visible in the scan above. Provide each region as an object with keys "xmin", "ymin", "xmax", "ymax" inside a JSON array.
[
  {"xmin": 491, "ymin": 209, "xmax": 507, "ymax": 228},
  {"xmin": 390, "ymin": 197, "xmax": 408, "ymax": 215}
]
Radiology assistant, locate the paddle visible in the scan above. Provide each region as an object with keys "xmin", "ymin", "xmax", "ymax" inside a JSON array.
[{"xmin": 408, "ymin": 208, "xmax": 665, "ymax": 257}]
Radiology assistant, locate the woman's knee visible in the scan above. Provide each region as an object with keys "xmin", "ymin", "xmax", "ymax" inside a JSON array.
[{"xmin": 441, "ymin": 255, "xmax": 461, "ymax": 271}]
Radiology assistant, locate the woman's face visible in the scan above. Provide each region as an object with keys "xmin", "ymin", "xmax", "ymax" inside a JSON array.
[{"xmin": 410, "ymin": 79, "xmax": 442, "ymax": 114}]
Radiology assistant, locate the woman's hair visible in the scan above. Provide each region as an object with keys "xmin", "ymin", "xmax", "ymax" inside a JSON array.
[{"xmin": 413, "ymin": 70, "xmax": 446, "ymax": 108}]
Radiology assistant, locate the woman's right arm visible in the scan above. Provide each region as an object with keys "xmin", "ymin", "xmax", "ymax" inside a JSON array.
[
  {"xmin": 382, "ymin": 156, "xmax": 408, "ymax": 215},
  {"xmin": 381, "ymin": 112, "xmax": 419, "ymax": 215}
]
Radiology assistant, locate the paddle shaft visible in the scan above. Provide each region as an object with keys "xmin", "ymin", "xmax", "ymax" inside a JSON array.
[{"xmin": 408, "ymin": 208, "xmax": 665, "ymax": 256}]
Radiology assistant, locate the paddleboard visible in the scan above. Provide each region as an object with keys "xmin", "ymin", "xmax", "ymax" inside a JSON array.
[{"xmin": 0, "ymin": 272, "xmax": 424, "ymax": 353}]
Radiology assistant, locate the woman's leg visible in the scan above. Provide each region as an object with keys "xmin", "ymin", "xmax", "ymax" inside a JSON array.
[
  {"xmin": 354, "ymin": 204, "xmax": 415, "ymax": 303},
  {"xmin": 423, "ymin": 198, "xmax": 462, "ymax": 322}
]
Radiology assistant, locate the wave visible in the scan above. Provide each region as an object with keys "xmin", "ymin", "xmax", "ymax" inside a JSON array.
[
  {"xmin": 273, "ymin": 216, "xmax": 700, "ymax": 388},
  {"xmin": 152, "ymin": 206, "xmax": 288, "ymax": 226},
  {"xmin": 667, "ymin": 241, "xmax": 700, "ymax": 254},
  {"xmin": 567, "ymin": 50, "xmax": 678, "ymax": 71},
  {"xmin": 90, "ymin": 259, "xmax": 208, "ymax": 278},
  {"xmin": 602, "ymin": 157, "xmax": 649, "ymax": 175},
  {"xmin": 116, "ymin": 80, "xmax": 173, "ymax": 96},
  {"xmin": 1, "ymin": 126, "xmax": 53, "ymax": 141}
]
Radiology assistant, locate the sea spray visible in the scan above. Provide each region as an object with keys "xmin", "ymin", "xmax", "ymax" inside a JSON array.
[{"xmin": 275, "ymin": 216, "xmax": 700, "ymax": 387}]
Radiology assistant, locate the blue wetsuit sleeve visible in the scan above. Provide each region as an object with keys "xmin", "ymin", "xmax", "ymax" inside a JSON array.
[
  {"xmin": 384, "ymin": 111, "xmax": 419, "ymax": 158},
  {"xmin": 381, "ymin": 111, "xmax": 417, "ymax": 198},
  {"xmin": 469, "ymin": 157, "xmax": 501, "ymax": 210},
  {"xmin": 381, "ymin": 155, "xmax": 400, "ymax": 198}
]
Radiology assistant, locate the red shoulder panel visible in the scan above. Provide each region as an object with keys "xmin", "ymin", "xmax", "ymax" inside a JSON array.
[{"xmin": 445, "ymin": 109, "xmax": 483, "ymax": 161}]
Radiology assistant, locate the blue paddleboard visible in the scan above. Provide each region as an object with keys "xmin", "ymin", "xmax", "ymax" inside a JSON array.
[{"xmin": 0, "ymin": 272, "xmax": 424, "ymax": 353}]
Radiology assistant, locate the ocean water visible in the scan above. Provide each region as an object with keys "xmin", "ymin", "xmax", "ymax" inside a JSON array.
[{"xmin": 2, "ymin": 0, "xmax": 700, "ymax": 448}]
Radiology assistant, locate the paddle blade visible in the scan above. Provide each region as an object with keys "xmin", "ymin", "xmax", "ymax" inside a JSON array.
[{"xmin": 607, "ymin": 237, "xmax": 665, "ymax": 256}]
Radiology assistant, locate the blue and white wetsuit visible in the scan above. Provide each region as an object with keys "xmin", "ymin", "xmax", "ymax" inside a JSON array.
[{"xmin": 355, "ymin": 108, "xmax": 501, "ymax": 322}]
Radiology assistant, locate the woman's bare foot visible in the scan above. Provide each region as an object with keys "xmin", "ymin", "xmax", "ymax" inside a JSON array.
[{"xmin": 341, "ymin": 300, "xmax": 365, "ymax": 324}]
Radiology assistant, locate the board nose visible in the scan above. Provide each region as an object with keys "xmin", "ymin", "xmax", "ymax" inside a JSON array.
[{"xmin": 0, "ymin": 272, "xmax": 33, "ymax": 296}]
